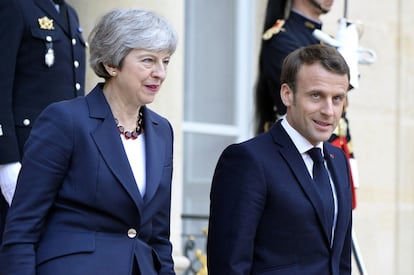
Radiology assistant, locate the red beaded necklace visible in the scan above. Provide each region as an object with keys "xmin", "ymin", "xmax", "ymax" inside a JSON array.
[{"xmin": 115, "ymin": 109, "xmax": 144, "ymax": 140}]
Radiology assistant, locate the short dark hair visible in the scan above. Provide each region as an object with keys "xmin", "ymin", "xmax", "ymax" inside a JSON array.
[{"xmin": 280, "ymin": 44, "xmax": 350, "ymax": 92}]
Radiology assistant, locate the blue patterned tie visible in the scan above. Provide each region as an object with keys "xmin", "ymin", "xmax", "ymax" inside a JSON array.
[{"xmin": 308, "ymin": 147, "xmax": 334, "ymax": 238}]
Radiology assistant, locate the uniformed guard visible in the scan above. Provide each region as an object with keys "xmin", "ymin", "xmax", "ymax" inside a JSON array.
[
  {"xmin": 255, "ymin": 0, "xmax": 332, "ymax": 134},
  {"xmin": 0, "ymin": 0, "xmax": 86, "ymax": 243}
]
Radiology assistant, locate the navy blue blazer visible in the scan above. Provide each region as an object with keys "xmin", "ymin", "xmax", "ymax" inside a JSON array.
[
  {"xmin": 0, "ymin": 84, "xmax": 175, "ymax": 275},
  {"xmin": 207, "ymin": 120, "xmax": 352, "ymax": 275}
]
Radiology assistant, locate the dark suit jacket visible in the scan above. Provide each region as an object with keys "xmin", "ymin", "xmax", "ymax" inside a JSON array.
[
  {"xmin": 0, "ymin": 84, "xmax": 175, "ymax": 275},
  {"xmin": 207, "ymin": 120, "xmax": 352, "ymax": 275},
  {"xmin": 0, "ymin": 0, "xmax": 86, "ymax": 244}
]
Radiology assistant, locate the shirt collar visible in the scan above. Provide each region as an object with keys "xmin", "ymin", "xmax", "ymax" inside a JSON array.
[{"xmin": 281, "ymin": 117, "xmax": 324, "ymax": 155}]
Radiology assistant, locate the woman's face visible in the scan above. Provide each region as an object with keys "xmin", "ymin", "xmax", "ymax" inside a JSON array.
[{"xmin": 112, "ymin": 49, "xmax": 171, "ymax": 106}]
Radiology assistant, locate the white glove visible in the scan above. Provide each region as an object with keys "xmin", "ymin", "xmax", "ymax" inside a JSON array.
[{"xmin": 0, "ymin": 162, "xmax": 22, "ymax": 205}]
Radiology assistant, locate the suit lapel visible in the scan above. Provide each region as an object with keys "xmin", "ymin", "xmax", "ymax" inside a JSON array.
[
  {"xmin": 324, "ymin": 145, "xmax": 352, "ymax": 250},
  {"xmin": 271, "ymin": 122, "xmax": 332, "ymax": 245},
  {"xmin": 87, "ymin": 85, "xmax": 144, "ymax": 212},
  {"xmin": 141, "ymin": 107, "xmax": 165, "ymax": 205},
  {"xmin": 66, "ymin": 4, "xmax": 80, "ymax": 36}
]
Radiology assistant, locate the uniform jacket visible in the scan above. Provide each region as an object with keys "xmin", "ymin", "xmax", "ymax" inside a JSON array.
[
  {"xmin": 256, "ymin": 11, "xmax": 321, "ymax": 132},
  {"xmin": 0, "ymin": 0, "xmax": 86, "ymax": 242},
  {"xmin": 0, "ymin": 0, "xmax": 86, "ymax": 163},
  {"xmin": 0, "ymin": 84, "xmax": 175, "ymax": 275},
  {"xmin": 207, "ymin": 120, "xmax": 352, "ymax": 275}
]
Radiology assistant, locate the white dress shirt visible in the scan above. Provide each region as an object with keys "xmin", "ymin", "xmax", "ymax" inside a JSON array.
[{"xmin": 120, "ymin": 134, "xmax": 146, "ymax": 197}]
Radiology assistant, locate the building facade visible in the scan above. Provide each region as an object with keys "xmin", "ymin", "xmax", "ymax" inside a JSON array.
[{"xmin": 69, "ymin": 1, "xmax": 414, "ymax": 274}]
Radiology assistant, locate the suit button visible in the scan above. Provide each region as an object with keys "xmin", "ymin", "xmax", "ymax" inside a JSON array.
[
  {"xmin": 74, "ymin": 60, "xmax": 79, "ymax": 68},
  {"xmin": 75, "ymin": 83, "xmax": 81, "ymax": 91},
  {"xmin": 46, "ymin": 35, "xmax": 52, "ymax": 42},
  {"xmin": 127, "ymin": 228, "xmax": 137, "ymax": 239},
  {"xmin": 72, "ymin": 38, "xmax": 77, "ymax": 45},
  {"xmin": 23, "ymin": 119, "xmax": 31, "ymax": 126}
]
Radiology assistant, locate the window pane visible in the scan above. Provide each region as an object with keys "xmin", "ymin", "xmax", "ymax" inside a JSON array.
[{"xmin": 184, "ymin": 0, "xmax": 236, "ymax": 124}]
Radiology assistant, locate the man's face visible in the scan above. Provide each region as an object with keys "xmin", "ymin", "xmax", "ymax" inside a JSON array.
[{"xmin": 281, "ymin": 62, "xmax": 348, "ymax": 146}]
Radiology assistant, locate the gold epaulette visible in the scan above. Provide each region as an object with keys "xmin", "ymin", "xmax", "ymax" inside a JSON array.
[
  {"xmin": 262, "ymin": 19, "xmax": 285, "ymax": 40},
  {"xmin": 332, "ymin": 117, "xmax": 348, "ymax": 137}
]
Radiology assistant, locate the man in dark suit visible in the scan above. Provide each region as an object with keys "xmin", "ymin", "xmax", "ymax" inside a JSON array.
[
  {"xmin": 207, "ymin": 44, "xmax": 353, "ymax": 275},
  {"xmin": 0, "ymin": 0, "xmax": 86, "ymax": 242}
]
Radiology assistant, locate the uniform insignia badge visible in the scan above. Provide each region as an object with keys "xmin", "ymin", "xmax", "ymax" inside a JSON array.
[
  {"xmin": 45, "ymin": 48, "xmax": 55, "ymax": 67},
  {"xmin": 38, "ymin": 16, "xmax": 54, "ymax": 30},
  {"xmin": 44, "ymin": 35, "xmax": 55, "ymax": 67},
  {"xmin": 262, "ymin": 19, "xmax": 285, "ymax": 40}
]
